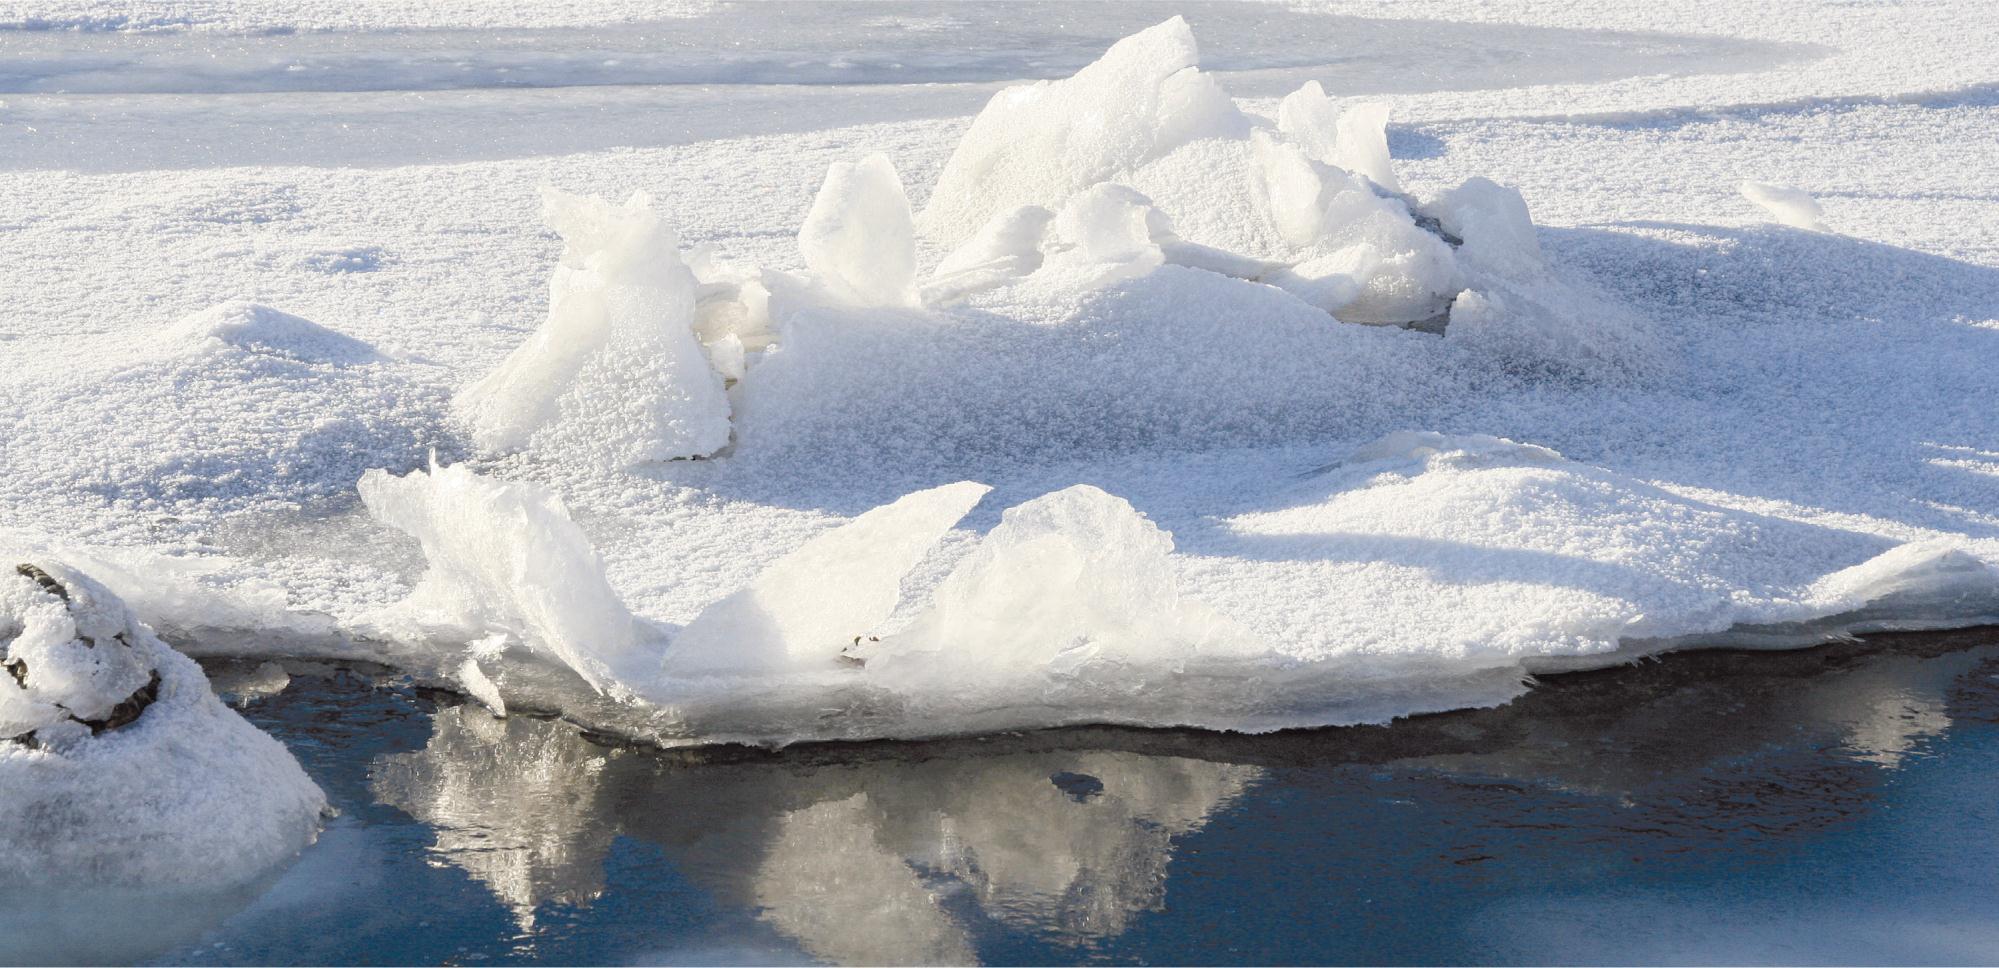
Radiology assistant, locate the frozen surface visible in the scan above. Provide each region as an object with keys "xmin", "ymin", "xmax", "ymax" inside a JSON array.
[{"xmin": 0, "ymin": 2, "xmax": 1996, "ymax": 751}]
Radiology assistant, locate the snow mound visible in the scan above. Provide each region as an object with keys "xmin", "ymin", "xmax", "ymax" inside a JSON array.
[
  {"xmin": 0, "ymin": 559, "xmax": 324, "ymax": 889},
  {"xmin": 169, "ymin": 300, "xmax": 386, "ymax": 366},
  {"xmin": 454, "ymin": 188, "xmax": 731, "ymax": 468},
  {"xmin": 0, "ymin": 301, "xmax": 442, "ymax": 508}
]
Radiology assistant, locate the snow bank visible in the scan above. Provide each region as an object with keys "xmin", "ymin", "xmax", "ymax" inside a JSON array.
[
  {"xmin": 1, "ymin": 559, "xmax": 324, "ymax": 889},
  {"xmin": 454, "ymin": 188, "xmax": 731, "ymax": 468}
]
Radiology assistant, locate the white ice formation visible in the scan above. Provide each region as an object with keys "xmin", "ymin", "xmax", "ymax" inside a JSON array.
[
  {"xmin": 454, "ymin": 189, "xmax": 734, "ymax": 468},
  {"xmin": 1, "ymin": 559, "xmax": 325, "ymax": 889}
]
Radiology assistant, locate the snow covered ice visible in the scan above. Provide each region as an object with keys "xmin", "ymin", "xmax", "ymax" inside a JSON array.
[
  {"xmin": 0, "ymin": 558, "xmax": 324, "ymax": 890},
  {"xmin": 0, "ymin": 4, "xmax": 1996, "ymax": 769}
]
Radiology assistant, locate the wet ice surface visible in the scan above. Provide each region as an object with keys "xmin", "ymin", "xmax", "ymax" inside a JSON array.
[{"xmin": 24, "ymin": 625, "xmax": 1988, "ymax": 967}]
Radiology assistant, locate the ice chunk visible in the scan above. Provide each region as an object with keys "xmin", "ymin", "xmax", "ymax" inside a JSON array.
[
  {"xmin": 1276, "ymin": 81, "xmax": 1342, "ymax": 165},
  {"xmin": 799, "ymin": 154, "xmax": 921, "ymax": 308},
  {"xmin": 917, "ymin": 17, "xmax": 1247, "ymax": 244},
  {"xmin": 1251, "ymin": 130, "xmax": 1328, "ymax": 249},
  {"xmin": 357, "ymin": 460, "xmax": 645, "ymax": 693},
  {"xmin": 1, "ymin": 559, "xmax": 324, "ymax": 890},
  {"xmin": 455, "ymin": 188, "xmax": 730, "ymax": 467},
  {"xmin": 1427, "ymin": 177, "xmax": 1543, "ymax": 276},
  {"xmin": 665, "ymin": 481, "xmax": 991, "ymax": 676},
  {"xmin": 458, "ymin": 658, "xmax": 506, "ymax": 717},
  {"xmin": 1740, "ymin": 180, "xmax": 1830, "ymax": 232},
  {"xmin": 883, "ymin": 485, "xmax": 1248, "ymax": 675},
  {"xmin": 922, "ymin": 205, "xmax": 1054, "ymax": 305},
  {"xmin": 1334, "ymin": 101, "xmax": 1400, "ymax": 193},
  {"xmin": 1033, "ymin": 184, "xmax": 1169, "ymax": 290}
]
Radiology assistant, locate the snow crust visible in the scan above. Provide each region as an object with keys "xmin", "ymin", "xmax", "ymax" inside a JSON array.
[{"xmin": 0, "ymin": 560, "xmax": 324, "ymax": 889}]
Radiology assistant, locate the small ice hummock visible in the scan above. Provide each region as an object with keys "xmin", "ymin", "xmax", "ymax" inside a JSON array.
[
  {"xmin": 876, "ymin": 485, "xmax": 1254, "ymax": 678},
  {"xmin": 454, "ymin": 188, "xmax": 732, "ymax": 468},
  {"xmin": 1, "ymin": 559, "xmax": 325, "ymax": 890},
  {"xmin": 1740, "ymin": 180, "xmax": 1831, "ymax": 232}
]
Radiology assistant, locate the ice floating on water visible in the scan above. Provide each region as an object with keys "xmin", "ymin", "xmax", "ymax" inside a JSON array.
[
  {"xmin": 0, "ymin": 559, "xmax": 323, "ymax": 889},
  {"xmin": 455, "ymin": 188, "xmax": 732, "ymax": 468},
  {"xmin": 1741, "ymin": 180, "xmax": 1831, "ymax": 232},
  {"xmin": 346, "ymin": 441, "xmax": 1999, "ymax": 748}
]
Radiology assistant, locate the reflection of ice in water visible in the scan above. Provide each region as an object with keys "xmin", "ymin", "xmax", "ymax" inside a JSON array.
[
  {"xmin": 867, "ymin": 752, "xmax": 1259, "ymax": 941},
  {"xmin": 1808, "ymin": 652, "xmax": 1982, "ymax": 768},
  {"xmin": 753, "ymin": 793, "xmax": 978, "ymax": 966},
  {"xmin": 370, "ymin": 708, "xmax": 619, "ymax": 930},
  {"xmin": 371, "ymin": 705, "xmax": 1258, "ymax": 960}
]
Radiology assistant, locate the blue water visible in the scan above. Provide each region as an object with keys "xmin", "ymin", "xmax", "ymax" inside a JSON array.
[{"xmin": 22, "ymin": 628, "xmax": 1999, "ymax": 966}]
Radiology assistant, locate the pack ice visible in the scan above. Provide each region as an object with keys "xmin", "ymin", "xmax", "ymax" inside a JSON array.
[{"xmin": 10, "ymin": 18, "xmax": 1999, "ymax": 755}]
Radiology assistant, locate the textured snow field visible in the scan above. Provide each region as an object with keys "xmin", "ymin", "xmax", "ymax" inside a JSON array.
[{"xmin": 2, "ymin": 0, "xmax": 1997, "ymax": 749}]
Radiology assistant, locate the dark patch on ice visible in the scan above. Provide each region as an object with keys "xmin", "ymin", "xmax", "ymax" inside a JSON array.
[{"xmin": 1051, "ymin": 770, "xmax": 1105, "ymax": 802}]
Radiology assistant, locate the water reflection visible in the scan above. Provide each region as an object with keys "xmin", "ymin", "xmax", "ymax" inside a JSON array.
[
  {"xmin": 371, "ymin": 709, "xmax": 1259, "ymax": 962},
  {"xmin": 347, "ymin": 627, "xmax": 1999, "ymax": 965}
]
